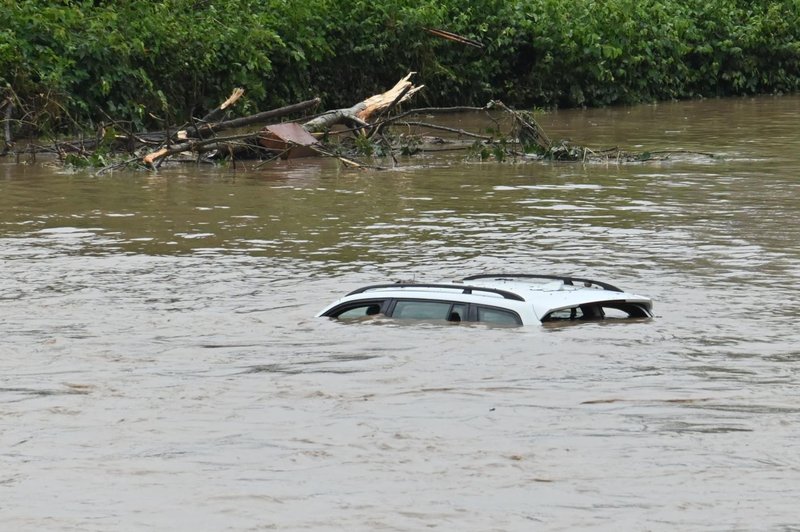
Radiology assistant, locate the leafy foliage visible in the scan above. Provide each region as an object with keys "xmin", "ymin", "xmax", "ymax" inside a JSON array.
[{"xmin": 1, "ymin": 0, "xmax": 799, "ymax": 135}]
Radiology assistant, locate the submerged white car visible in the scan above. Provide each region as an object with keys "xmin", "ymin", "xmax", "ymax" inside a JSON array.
[{"xmin": 317, "ymin": 274, "xmax": 653, "ymax": 326}]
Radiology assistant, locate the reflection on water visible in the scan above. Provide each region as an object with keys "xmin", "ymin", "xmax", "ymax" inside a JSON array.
[{"xmin": 1, "ymin": 96, "xmax": 800, "ymax": 530}]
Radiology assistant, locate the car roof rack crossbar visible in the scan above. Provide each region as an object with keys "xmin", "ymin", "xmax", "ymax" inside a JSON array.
[
  {"xmin": 462, "ymin": 273, "xmax": 623, "ymax": 292},
  {"xmin": 346, "ymin": 283, "xmax": 526, "ymax": 301}
]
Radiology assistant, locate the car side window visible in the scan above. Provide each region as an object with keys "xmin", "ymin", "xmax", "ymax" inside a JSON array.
[
  {"xmin": 330, "ymin": 301, "xmax": 384, "ymax": 319},
  {"xmin": 476, "ymin": 306, "xmax": 522, "ymax": 326},
  {"xmin": 392, "ymin": 300, "xmax": 454, "ymax": 320},
  {"xmin": 448, "ymin": 303, "xmax": 467, "ymax": 322}
]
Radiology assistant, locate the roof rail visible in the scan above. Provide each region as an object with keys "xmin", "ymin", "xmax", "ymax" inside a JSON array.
[
  {"xmin": 462, "ymin": 273, "xmax": 623, "ymax": 292},
  {"xmin": 346, "ymin": 283, "xmax": 526, "ymax": 301}
]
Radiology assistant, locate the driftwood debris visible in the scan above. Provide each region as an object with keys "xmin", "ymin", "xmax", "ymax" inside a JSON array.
[
  {"xmin": 3, "ymin": 72, "xmax": 715, "ymax": 170},
  {"xmin": 142, "ymin": 74, "xmax": 423, "ymax": 167},
  {"xmin": 142, "ymin": 97, "xmax": 321, "ymax": 166},
  {"xmin": 487, "ymin": 100, "xmax": 552, "ymax": 152}
]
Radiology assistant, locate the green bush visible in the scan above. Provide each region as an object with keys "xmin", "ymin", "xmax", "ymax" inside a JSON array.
[{"xmin": 1, "ymin": 0, "xmax": 799, "ymax": 135}]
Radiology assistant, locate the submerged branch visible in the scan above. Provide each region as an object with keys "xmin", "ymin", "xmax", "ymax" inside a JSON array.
[
  {"xmin": 397, "ymin": 121, "xmax": 492, "ymax": 141},
  {"xmin": 142, "ymin": 132, "xmax": 261, "ymax": 167}
]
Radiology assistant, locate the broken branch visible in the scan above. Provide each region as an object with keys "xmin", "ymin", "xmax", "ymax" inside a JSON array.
[
  {"xmin": 398, "ymin": 121, "xmax": 492, "ymax": 141},
  {"xmin": 186, "ymin": 98, "xmax": 321, "ymax": 138},
  {"xmin": 200, "ymin": 87, "xmax": 245, "ymax": 123},
  {"xmin": 303, "ymin": 73, "xmax": 423, "ymax": 133}
]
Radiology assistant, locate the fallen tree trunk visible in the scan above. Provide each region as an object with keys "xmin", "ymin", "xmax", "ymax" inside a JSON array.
[{"xmin": 185, "ymin": 97, "xmax": 320, "ymax": 139}]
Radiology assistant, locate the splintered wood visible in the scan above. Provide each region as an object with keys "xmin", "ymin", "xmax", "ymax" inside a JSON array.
[
  {"xmin": 356, "ymin": 72, "xmax": 424, "ymax": 122},
  {"xmin": 303, "ymin": 73, "xmax": 423, "ymax": 133}
]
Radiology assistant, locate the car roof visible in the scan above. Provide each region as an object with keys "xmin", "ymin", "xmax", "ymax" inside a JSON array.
[{"xmin": 317, "ymin": 274, "xmax": 653, "ymax": 323}]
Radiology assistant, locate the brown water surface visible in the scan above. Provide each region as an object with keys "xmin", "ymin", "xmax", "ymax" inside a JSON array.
[{"xmin": 1, "ymin": 95, "xmax": 799, "ymax": 530}]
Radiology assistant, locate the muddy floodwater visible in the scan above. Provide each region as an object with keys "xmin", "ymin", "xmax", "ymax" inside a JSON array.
[{"xmin": 2, "ymin": 95, "xmax": 800, "ymax": 530}]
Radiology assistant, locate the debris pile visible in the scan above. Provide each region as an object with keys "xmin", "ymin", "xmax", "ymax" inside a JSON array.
[{"xmin": 1, "ymin": 73, "xmax": 715, "ymax": 172}]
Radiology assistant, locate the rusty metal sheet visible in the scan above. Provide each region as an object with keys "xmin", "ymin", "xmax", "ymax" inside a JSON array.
[
  {"xmin": 263, "ymin": 123, "xmax": 319, "ymax": 146},
  {"xmin": 259, "ymin": 123, "xmax": 320, "ymax": 158}
]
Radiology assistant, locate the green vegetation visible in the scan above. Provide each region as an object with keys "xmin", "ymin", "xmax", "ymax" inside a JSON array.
[{"xmin": 2, "ymin": 0, "xmax": 799, "ymax": 135}]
